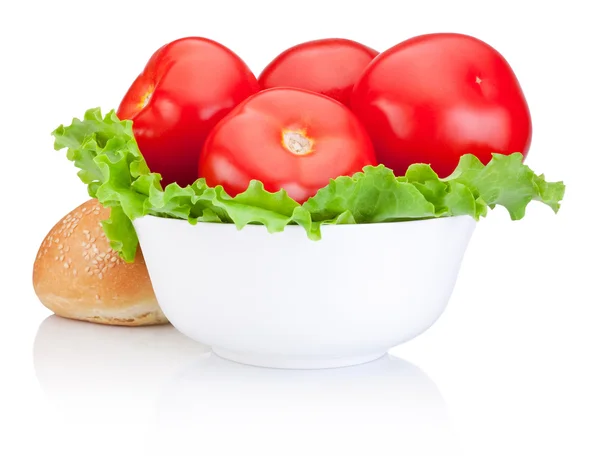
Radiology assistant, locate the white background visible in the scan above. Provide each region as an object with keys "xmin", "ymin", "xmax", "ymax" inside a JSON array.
[{"xmin": 1, "ymin": 0, "xmax": 598, "ymax": 469}]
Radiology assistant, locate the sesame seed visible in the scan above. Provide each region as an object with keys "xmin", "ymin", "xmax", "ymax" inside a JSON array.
[
  {"xmin": 58, "ymin": 244, "xmax": 63, "ymax": 250},
  {"xmin": 83, "ymin": 230, "xmax": 89, "ymax": 235},
  {"xmin": 87, "ymin": 271, "xmax": 93, "ymax": 276},
  {"xmin": 81, "ymin": 242, "xmax": 86, "ymax": 247},
  {"xmin": 54, "ymin": 256, "xmax": 59, "ymax": 261},
  {"xmin": 110, "ymin": 256, "xmax": 117, "ymax": 263},
  {"xmin": 54, "ymin": 238, "xmax": 59, "ymax": 243},
  {"xmin": 108, "ymin": 263, "xmax": 115, "ymax": 269},
  {"xmin": 64, "ymin": 246, "xmax": 70, "ymax": 252},
  {"xmin": 91, "ymin": 260, "xmax": 98, "ymax": 265},
  {"xmin": 63, "ymin": 262, "xmax": 69, "ymax": 269},
  {"xmin": 98, "ymin": 273, "xmax": 103, "ymax": 280},
  {"xmin": 84, "ymin": 255, "xmax": 90, "ymax": 261},
  {"xmin": 59, "ymin": 255, "xmax": 64, "ymax": 262},
  {"xmin": 90, "ymin": 237, "xmax": 96, "ymax": 243},
  {"xmin": 95, "ymin": 294, "xmax": 100, "ymax": 300},
  {"xmin": 85, "ymin": 267, "xmax": 90, "ymax": 272},
  {"xmin": 73, "ymin": 269, "xmax": 77, "ymax": 276}
]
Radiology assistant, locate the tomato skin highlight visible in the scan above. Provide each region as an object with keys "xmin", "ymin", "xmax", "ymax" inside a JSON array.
[
  {"xmin": 199, "ymin": 87, "xmax": 377, "ymax": 203},
  {"xmin": 117, "ymin": 37, "xmax": 260, "ymax": 187},
  {"xmin": 258, "ymin": 39, "xmax": 378, "ymax": 108},
  {"xmin": 351, "ymin": 33, "xmax": 532, "ymax": 178}
]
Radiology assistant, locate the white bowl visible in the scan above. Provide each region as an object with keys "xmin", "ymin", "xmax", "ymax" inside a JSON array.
[{"xmin": 134, "ymin": 215, "xmax": 476, "ymax": 369}]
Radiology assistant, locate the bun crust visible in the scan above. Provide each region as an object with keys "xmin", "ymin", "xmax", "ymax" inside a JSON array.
[{"xmin": 33, "ymin": 199, "xmax": 167, "ymax": 326}]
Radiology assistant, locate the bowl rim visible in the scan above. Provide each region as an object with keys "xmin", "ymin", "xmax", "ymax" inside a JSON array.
[{"xmin": 134, "ymin": 214, "xmax": 476, "ymax": 232}]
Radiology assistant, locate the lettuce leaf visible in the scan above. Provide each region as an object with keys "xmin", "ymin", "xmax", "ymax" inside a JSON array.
[{"xmin": 52, "ymin": 108, "xmax": 565, "ymax": 263}]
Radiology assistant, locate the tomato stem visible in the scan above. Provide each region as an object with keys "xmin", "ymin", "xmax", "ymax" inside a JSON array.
[{"xmin": 282, "ymin": 130, "xmax": 313, "ymax": 155}]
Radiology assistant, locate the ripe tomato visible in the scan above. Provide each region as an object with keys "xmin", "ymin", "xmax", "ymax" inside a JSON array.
[
  {"xmin": 199, "ymin": 88, "xmax": 377, "ymax": 203},
  {"xmin": 258, "ymin": 39, "xmax": 378, "ymax": 108},
  {"xmin": 117, "ymin": 37, "xmax": 259, "ymax": 187},
  {"xmin": 351, "ymin": 33, "xmax": 532, "ymax": 178}
]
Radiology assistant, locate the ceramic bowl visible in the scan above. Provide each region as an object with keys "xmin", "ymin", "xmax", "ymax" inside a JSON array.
[{"xmin": 134, "ymin": 215, "xmax": 476, "ymax": 369}]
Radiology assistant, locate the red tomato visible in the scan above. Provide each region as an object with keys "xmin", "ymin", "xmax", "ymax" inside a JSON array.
[
  {"xmin": 117, "ymin": 37, "xmax": 259, "ymax": 187},
  {"xmin": 351, "ymin": 33, "xmax": 532, "ymax": 178},
  {"xmin": 258, "ymin": 39, "xmax": 378, "ymax": 108},
  {"xmin": 199, "ymin": 88, "xmax": 377, "ymax": 203}
]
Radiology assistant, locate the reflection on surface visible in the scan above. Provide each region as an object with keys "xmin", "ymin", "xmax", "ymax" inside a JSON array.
[
  {"xmin": 34, "ymin": 315, "xmax": 211, "ymax": 397},
  {"xmin": 157, "ymin": 354, "xmax": 459, "ymax": 456},
  {"xmin": 34, "ymin": 315, "xmax": 459, "ymax": 456},
  {"xmin": 33, "ymin": 315, "xmax": 211, "ymax": 442}
]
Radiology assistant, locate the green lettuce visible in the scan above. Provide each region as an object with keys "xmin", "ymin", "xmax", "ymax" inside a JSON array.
[{"xmin": 52, "ymin": 108, "xmax": 565, "ymax": 263}]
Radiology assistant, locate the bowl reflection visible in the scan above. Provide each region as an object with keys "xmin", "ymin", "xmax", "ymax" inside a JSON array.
[
  {"xmin": 157, "ymin": 353, "xmax": 459, "ymax": 456},
  {"xmin": 34, "ymin": 315, "xmax": 459, "ymax": 456}
]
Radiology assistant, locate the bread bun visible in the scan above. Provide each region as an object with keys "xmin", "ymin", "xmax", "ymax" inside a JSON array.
[{"xmin": 33, "ymin": 199, "xmax": 168, "ymax": 326}]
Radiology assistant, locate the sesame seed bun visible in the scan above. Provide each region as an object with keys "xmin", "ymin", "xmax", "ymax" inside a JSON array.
[{"xmin": 33, "ymin": 199, "xmax": 168, "ymax": 326}]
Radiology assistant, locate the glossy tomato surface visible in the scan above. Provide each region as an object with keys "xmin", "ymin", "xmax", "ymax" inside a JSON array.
[
  {"xmin": 351, "ymin": 33, "xmax": 532, "ymax": 177},
  {"xmin": 199, "ymin": 87, "xmax": 377, "ymax": 203},
  {"xmin": 258, "ymin": 39, "xmax": 378, "ymax": 108},
  {"xmin": 117, "ymin": 37, "xmax": 259, "ymax": 187}
]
